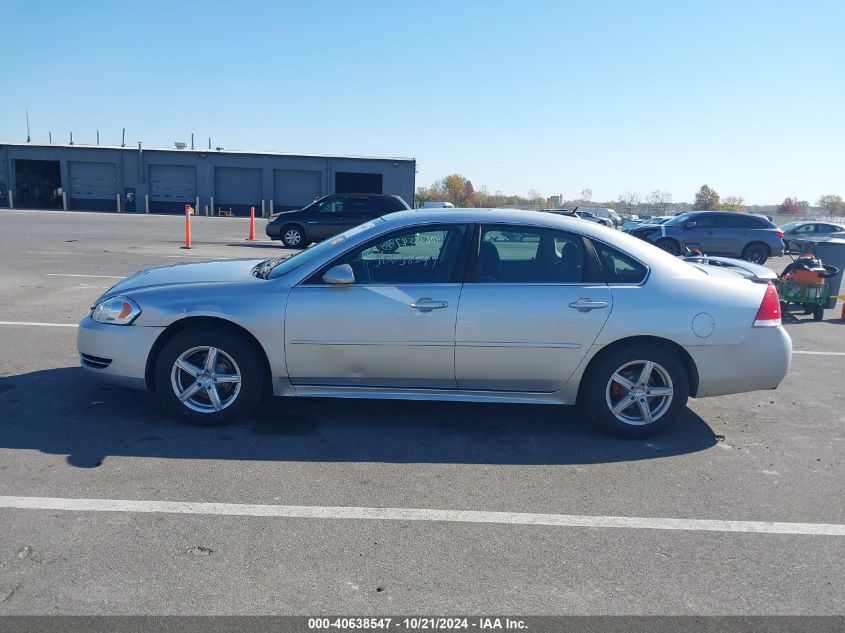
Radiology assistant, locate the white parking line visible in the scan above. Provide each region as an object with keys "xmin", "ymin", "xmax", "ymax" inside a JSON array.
[
  {"xmin": 1, "ymin": 496, "xmax": 842, "ymax": 536},
  {"xmin": 46, "ymin": 273, "xmax": 126, "ymax": 279},
  {"xmin": 793, "ymin": 350, "xmax": 845, "ymax": 356},
  {"xmin": 0, "ymin": 321, "xmax": 78, "ymax": 328}
]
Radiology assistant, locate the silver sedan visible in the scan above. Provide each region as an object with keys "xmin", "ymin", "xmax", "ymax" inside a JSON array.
[{"xmin": 77, "ymin": 209, "xmax": 792, "ymax": 438}]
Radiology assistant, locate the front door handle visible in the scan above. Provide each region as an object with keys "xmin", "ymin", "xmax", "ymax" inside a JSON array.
[
  {"xmin": 411, "ymin": 298, "xmax": 449, "ymax": 312},
  {"xmin": 569, "ymin": 298, "xmax": 608, "ymax": 312}
]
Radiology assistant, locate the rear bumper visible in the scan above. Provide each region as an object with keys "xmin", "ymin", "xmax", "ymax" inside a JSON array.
[
  {"xmin": 688, "ymin": 326, "xmax": 792, "ymax": 397},
  {"xmin": 77, "ymin": 317, "xmax": 165, "ymax": 390}
]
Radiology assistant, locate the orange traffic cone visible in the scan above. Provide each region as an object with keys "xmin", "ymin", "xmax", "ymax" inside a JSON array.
[{"xmin": 247, "ymin": 206, "xmax": 256, "ymax": 241}]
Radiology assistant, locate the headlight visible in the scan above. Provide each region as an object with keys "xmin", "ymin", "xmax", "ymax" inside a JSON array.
[{"xmin": 91, "ymin": 296, "xmax": 141, "ymax": 325}]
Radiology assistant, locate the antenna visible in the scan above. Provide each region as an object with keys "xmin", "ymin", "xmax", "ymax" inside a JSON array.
[
  {"xmin": 191, "ymin": 132, "xmax": 194, "ymax": 149},
  {"xmin": 96, "ymin": 130, "xmax": 100, "ymax": 145},
  {"xmin": 26, "ymin": 110, "xmax": 31, "ymax": 142},
  {"xmin": 49, "ymin": 131, "xmax": 52, "ymax": 143},
  {"xmin": 69, "ymin": 131, "xmax": 74, "ymax": 145},
  {"xmin": 121, "ymin": 128, "xmax": 126, "ymax": 147},
  {"xmin": 208, "ymin": 137, "xmax": 211, "ymax": 150}
]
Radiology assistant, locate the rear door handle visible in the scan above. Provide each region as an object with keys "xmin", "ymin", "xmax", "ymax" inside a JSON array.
[
  {"xmin": 569, "ymin": 298, "xmax": 608, "ymax": 312},
  {"xmin": 411, "ymin": 298, "xmax": 449, "ymax": 312}
]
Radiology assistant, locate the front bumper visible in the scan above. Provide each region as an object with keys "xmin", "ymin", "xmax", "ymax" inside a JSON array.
[
  {"xmin": 688, "ymin": 326, "xmax": 792, "ymax": 398},
  {"xmin": 265, "ymin": 222, "xmax": 282, "ymax": 240},
  {"xmin": 77, "ymin": 317, "xmax": 165, "ymax": 390}
]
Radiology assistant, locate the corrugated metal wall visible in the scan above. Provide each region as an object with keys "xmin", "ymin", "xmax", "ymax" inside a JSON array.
[{"xmin": 0, "ymin": 144, "xmax": 416, "ymax": 215}]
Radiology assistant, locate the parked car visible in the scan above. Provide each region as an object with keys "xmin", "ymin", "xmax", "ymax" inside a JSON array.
[
  {"xmin": 78, "ymin": 208, "xmax": 791, "ymax": 439},
  {"xmin": 779, "ymin": 221, "xmax": 845, "ymax": 253},
  {"xmin": 572, "ymin": 207, "xmax": 621, "ymax": 227},
  {"xmin": 629, "ymin": 211, "xmax": 785, "ymax": 264},
  {"xmin": 622, "ymin": 215, "xmax": 673, "ymax": 233},
  {"xmin": 265, "ymin": 194, "xmax": 411, "ymax": 247},
  {"xmin": 572, "ymin": 210, "xmax": 614, "ymax": 227},
  {"xmin": 422, "ymin": 201, "xmax": 455, "ymax": 208}
]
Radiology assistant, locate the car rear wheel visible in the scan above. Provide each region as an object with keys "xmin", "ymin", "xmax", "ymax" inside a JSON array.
[
  {"xmin": 281, "ymin": 225, "xmax": 305, "ymax": 248},
  {"xmin": 654, "ymin": 238, "xmax": 680, "ymax": 256},
  {"xmin": 582, "ymin": 344, "xmax": 690, "ymax": 438},
  {"xmin": 741, "ymin": 242, "xmax": 770, "ymax": 265},
  {"xmin": 154, "ymin": 328, "xmax": 265, "ymax": 425}
]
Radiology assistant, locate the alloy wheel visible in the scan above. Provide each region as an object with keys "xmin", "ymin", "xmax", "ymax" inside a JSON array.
[
  {"xmin": 605, "ymin": 360, "xmax": 674, "ymax": 426},
  {"xmin": 170, "ymin": 346, "xmax": 242, "ymax": 414},
  {"xmin": 284, "ymin": 229, "xmax": 302, "ymax": 247}
]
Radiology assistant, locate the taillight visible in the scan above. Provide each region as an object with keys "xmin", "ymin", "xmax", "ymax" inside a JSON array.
[
  {"xmin": 775, "ymin": 230, "xmax": 784, "ymax": 238},
  {"xmin": 753, "ymin": 282, "xmax": 782, "ymax": 327}
]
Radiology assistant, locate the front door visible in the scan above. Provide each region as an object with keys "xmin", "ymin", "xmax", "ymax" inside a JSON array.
[
  {"xmin": 455, "ymin": 225, "xmax": 612, "ymax": 392},
  {"xmin": 285, "ymin": 224, "xmax": 469, "ymax": 388},
  {"xmin": 307, "ymin": 196, "xmax": 345, "ymax": 241}
]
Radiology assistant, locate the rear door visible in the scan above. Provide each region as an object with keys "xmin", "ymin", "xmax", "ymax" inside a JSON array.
[
  {"xmin": 454, "ymin": 225, "xmax": 612, "ymax": 392},
  {"xmin": 342, "ymin": 196, "xmax": 381, "ymax": 231}
]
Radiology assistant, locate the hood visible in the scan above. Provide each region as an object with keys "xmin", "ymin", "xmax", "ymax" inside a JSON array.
[{"xmin": 100, "ymin": 259, "xmax": 264, "ymax": 299}]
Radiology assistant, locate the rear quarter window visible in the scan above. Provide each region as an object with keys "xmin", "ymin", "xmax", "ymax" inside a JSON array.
[{"xmin": 593, "ymin": 241, "xmax": 648, "ymax": 284}]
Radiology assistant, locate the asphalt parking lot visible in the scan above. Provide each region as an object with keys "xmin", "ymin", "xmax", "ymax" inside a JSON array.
[{"xmin": 0, "ymin": 209, "xmax": 842, "ymax": 615}]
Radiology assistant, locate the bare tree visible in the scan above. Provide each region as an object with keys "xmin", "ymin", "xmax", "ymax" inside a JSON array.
[
  {"xmin": 580, "ymin": 188, "xmax": 593, "ymax": 202},
  {"xmin": 616, "ymin": 192, "xmax": 642, "ymax": 214},
  {"xmin": 645, "ymin": 190, "xmax": 672, "ymax": 213}
]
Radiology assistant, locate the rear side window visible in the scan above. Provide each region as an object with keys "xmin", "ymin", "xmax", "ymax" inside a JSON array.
[
  {"xmin": 382, "ymin": 196, "xmax": 407, "ymax": 212},
  {"xmin": 592, "ymin": 241, "xmax": 648, "ymax": 284},
  {"xmin": 347, "ymin": 196, "xmax": 374, "ymax": 213},
  {"xmin": 476, "ymin": 226, "xmax": 584, "ymax": 283}
]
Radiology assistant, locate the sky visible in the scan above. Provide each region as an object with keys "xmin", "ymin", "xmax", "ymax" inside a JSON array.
[{"xmin": 1, "ymin": 0, "xmax": 843, "ymax": 205}]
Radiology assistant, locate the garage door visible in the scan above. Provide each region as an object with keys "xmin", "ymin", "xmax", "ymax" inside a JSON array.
[
  {"xmin": 273, "ymin": 169, "xmax": 321, "ymax": 211},
  {"xmin": 214, "ymin": 167, "xmax": 261, "ymax": 216},
  {"xmin": 149, "ymin": 165, "xmax": 197, "ymax": 213},
  {"xmin": 68, "ymin": 162, "xmax": 117, "ymax": 211}
]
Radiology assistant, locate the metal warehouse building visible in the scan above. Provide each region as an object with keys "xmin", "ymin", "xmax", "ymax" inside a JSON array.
[{"xmin": 0, "ymin": 142, "xmax": 416, "ymax": 216}]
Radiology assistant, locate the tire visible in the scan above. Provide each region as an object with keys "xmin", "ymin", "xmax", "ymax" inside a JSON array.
[
  {"xmin": 741, "ymin": 242, "xmax": 770, "ymax": 265},
  {"xmin": 281, "ymin": 224, "xmax": 306, "ymax": 248},
  {"xmin": 813, "ymin": 304, "xmax": 824, "ymax": 321},
  {"xmin": 582, "ymin": 343, "xmax": 690, "ymax": 439},
  {"xmin": 154, "ymin": 327, "xmax": 265, "ymax": 426},
  {"xmin": 654, "ymin": 238, "xmax": 680, "ymax": 256}
]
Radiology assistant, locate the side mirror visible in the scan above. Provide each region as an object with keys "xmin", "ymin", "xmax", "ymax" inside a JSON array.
[
  {"xmin": 685, "ymin": 221, "xmax": 697, "ymax": 229},
  {"xmin": 322, "ymin": 264, "xmax": 355, "ymax": 285}
]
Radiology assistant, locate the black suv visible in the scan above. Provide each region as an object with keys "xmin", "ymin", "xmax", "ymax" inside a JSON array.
[{"xmin": 266, "ymin": 194, "xmax": 411, "ymax": 248}]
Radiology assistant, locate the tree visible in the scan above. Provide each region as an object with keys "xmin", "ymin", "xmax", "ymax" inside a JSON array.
[
  {"xmin": 645, "ymin": 190, "xmax": 672, "ymax": 213},
  {"xmin": 692, "ymin": 185, "xmax": 720, "ymax": 210},
  {"xmin": 616, "ymin": 192, "xmax": 641, "ymax": 214},
  {"xmin": 720, "ymin": 195, "xmax": 745, "ymax": 212},
  {"xmin": 818, "ymin": 194, "xmax": 845, "ymax": 215},
  {"xmin": 777, "ymin": 197, "xmax": 802, "ymax": 214},
  {"xmin": 580, "ymin": 188, "xmax": 593, "ymax": 202}
]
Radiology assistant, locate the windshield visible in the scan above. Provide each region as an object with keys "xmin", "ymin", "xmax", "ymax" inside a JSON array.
[
  {"xmin": 255, "ymin": 219, "xmax": 385, "ymax": 280},
  {"xmin": 779, "ymin": 221, "xmax": 803, "ymax": 231},
  {"xmin": 664, "ymin": 212, "xmax": 694, "ymax": 226}
]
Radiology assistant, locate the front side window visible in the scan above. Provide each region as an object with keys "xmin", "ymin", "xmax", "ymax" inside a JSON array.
[
  {"xmin": 317, "ymin": 197, "xmax": 344, "ymax": 213},
  {"xmin": 476, "ymin": 226, "xmax": 584, "ymax": 283},
  {"xmin": 331, "ymin": 225, "xmax": 467, "ymax": 284},
  {"xmin": 794, "ymin": 223, "xmax": 816, "ymax": 234}
]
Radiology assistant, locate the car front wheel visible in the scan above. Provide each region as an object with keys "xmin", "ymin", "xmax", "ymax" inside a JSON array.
[
  {"xmin": 654, "ymin": 238, "xmax": 680, "ymax": 256},
  {"xmin": 582, "ymin": 344, "xmax": 690, "ymax": 438},
  {"xmin": 281, "ymin": 225, "xmax": 305, "ymax": 248},
  {"xmin": 154, "ymin": 327, "xmax": 265, "ymax": 425}
]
